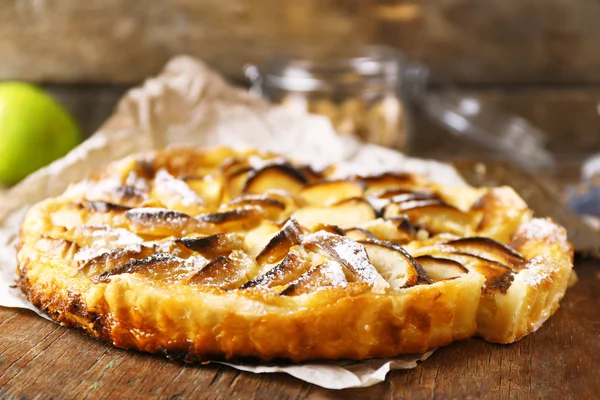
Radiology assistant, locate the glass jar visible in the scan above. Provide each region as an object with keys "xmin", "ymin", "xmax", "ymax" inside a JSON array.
[{"xmin": 244, "ymin": 46, "xmax": 427, "ymax": 151}]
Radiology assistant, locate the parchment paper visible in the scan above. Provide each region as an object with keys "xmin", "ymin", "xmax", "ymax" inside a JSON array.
[{"xmin": 0, "ymin": 56, "xmax": 465, "ymax": 389}]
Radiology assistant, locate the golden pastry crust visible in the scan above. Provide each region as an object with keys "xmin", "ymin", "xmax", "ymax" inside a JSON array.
[{"xmin": 16, "ymin": 146, "xmax": 574, "ymax": 362}]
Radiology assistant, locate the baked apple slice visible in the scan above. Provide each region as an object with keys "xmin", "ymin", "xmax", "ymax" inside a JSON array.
[
  {"xmin": 298, "ymin": 180, "xmax": 365, "ymax": 206},
  {"xmin": 446, "ymin": 237, "xmax": 526, "ymax": 269},
  {"xmin": 344, "ymin": 227, "xmax": 377, "ymax": 241},
  {"xmin": 187, "ymin": 251, "xmax": 258, "ymax": 289},
  {"xmin": 384, "ymin": 199, "xmax": 475, "ymax": 236},
  {"xmin": 293, "ymin": 198, "xmax": 376, "ymax": 230},
  {"xmin": 92, "ymin": 253, "xmax": 186, "ymax": 283},
  {"xmin": 183, "ymin": 174, "xmax": 224, "ymax": 209},
  {"xmin": 303, "ymin": 231, "xmax": 389, "ymax": 291},
  {"xmin": 415, "ymin": 255, "xmax": 469, "ymax": 281},
  {"xmin": 255, "ymin": 218, "xmax": 304, "ymax": 264},
  {"xmin": 359, "ymin": 239, "xmax": 432, "ymax": 288},
  {"xmin": 196, "ymin": 206, "xmax": 266, "ymax": 231},
  {"xmin": 151, "ymin": 169, "xmax": 206, "ymax": 215},
  {"xmin": 177, "ymin": 233, "xmax": 245, "ymax": 257},
  {"xmin": 244, "ymin": 163, "xmax": 308, "ymax": 195},
  {"xmin": 241, "ymin": 250, "xmax": 311, "ymax": 289},
  {"xmin": 281, "ymin": 259, "xmax": 348, "ymax": 296},
  {"xmin": 125, "ymin": 207, "xmax": 198, "ymax": 236}
]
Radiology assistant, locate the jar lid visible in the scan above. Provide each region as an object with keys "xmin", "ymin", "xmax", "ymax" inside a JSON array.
[{"xmin": 246, "ymin": 46, "xmax": 406, "ymax": 92}]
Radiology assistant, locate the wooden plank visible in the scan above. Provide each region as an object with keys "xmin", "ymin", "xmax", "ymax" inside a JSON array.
[
  {"xmin": 0, "ymin": 258, "xmax": 597, "ymax": 399},
  {"xmin": 0, "ymin": 0, "xmax": 370, "ymax": 84},
  {"xmin": 2, "ymin": 1, "xmax": 600, "ymax": 84},
  {"xmin": 376, "ymin": 0, "xmax": 600, "ymax": 84}
]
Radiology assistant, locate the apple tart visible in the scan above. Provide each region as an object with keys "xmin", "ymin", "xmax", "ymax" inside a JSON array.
[{"xmin": 16, "ymin": 146, "xmax": 574, "ymax": 362}]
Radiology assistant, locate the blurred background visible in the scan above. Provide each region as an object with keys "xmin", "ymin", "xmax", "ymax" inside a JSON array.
[{"xmin": 1, "ymin": 0, "xmax": 599, "ymax": 161}]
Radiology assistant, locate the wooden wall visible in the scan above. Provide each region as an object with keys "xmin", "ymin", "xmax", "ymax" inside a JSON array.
[{"xmin": 2, "ymin": 0, "xmax": 599, "ymax": 156}]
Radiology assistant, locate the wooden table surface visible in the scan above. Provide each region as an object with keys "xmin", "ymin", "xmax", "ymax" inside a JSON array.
[{"xmin": 0, "ymin": 256, "xmax": 597, "ymax": 400}]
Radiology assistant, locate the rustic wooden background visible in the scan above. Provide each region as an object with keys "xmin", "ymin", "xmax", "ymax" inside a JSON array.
[
  {"xmin": 1, "ymin": 0, "xmax": 598, "ymax": 157},
  {"xmin": 3, "ymin": 0, "xmax": 600, "ymax": 85},
  {"xmin": 2, "ymin": 0, "xmax": 596, "ymax": 157}
]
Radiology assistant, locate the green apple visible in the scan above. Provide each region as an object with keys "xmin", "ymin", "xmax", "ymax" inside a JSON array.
[{"xmin": 0, "ymin": 82, "xmax": 81, "ymax": 186}]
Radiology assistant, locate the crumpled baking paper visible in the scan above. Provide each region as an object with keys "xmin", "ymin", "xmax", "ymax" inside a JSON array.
[{"xmin": 0, "ymin": 56, "xmax": 465, "ymax": 389}]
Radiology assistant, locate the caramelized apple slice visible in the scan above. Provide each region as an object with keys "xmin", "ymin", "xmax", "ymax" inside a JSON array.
[
  {"xmin": 354, "ymin": 217, "xmax": 416, "ymax": 244},
  {"xmin": 51, "ymin": 202, "xmax": 129, "ymax": 230},
  {"xmin": 34, "ymin": 237, "xmax": 79, "ymax": 261},
  {"xmin": 188, "ymin": 251, "xmax": 257, "ymax": 289},
  {"xmin": 483, "ymin": 270, "xmax": 515, "ymax": 294},
  {"xmin": 359, "ymin": 239, "xmax": 432, "ymax": 288},
  {"xmin": 383, "ymin": 200, "xmax": 475, "ymax": 236},
  {"xmin": 177, "ymin": 233, "xmax": 245, "ymax": 257},
  {"xmin": 298, "ymin": 180, "xmax": 365, "ymax": 206},
  {"xmin": 196, "ymin": 206, "xmax": 265, "ymax": 231},
  {"xmin": 151, "ymin": 169, "xmax": 205, "ymax": 214},
  {"xmin": 244, "ymin": 221, "xmax": 281, "ymax": 259},
  {"xmin": 241, "ymin": 251, "xmax": 311, "ymax": 289},
  {"xmin": 415, "ymin": 255, "xmax": 469, "ymax": 281},
  {"xmin": 125, "ymin": 207, "xmax": 197, "ymax": 236},
  {"xmin": 444, "ymin": 252, "xmax": 514, "ymax": 293},
  {"xmin": 415, "ymin": 248, "xmax": 513, "ymax": 292},
  {"xmin": 311, "ymin": 223, "xmax": 346, "ymax": 236},
  {"xmin": 296, "ymin": 165, "xmax": 328, "ymax": 182},
  {"xmin": 225, "ymin": 196, "xmax": 286, "ymax": 221},
  {"xmin": 303, "ymin": 231, "xmax": 389, "ymax": 291},
  {"xmin": 293, "ymin": 198, "xmax": 376, "ymax": 230},
  {"xmin": 79, "ymin": 201, "xmax": 131, "ymax": 213},
  {"xmin": 154, "ymin": 146, "xmax": 240, "ymax": 175},
  {"xmin": 61, "ymin": 225, "xmax": 143, "ymax": 250},
  {"xmin": 446, "ymin": 237, "xmax": 525, "ymax": 269},
  {"xmin": 221, "ymin": 157, "xmax": 252, "ymax": 177},
  {"xmin": 101, "ymin": 184, "xmax": 149, "ymax": 208},
  {"xmin": 184, "ymin": 174, "xmax": 224, "ymax": 209},
  {"xmin": 92, "ymin": 253, "xmax": 184, "ymax": 283},
  {"xmin": 258, "ymin": 190, "xmax": 301, "ymax": 213},
  {"xmin": 227, "ymin": 196, "xmax": 286, "ymax": 211},
  {"xmin": 255, "ymin": 218, "xmax": 304, "ymax": 264},
  {"xmin": 224, "ymin": 167, "xmax": 252, "ymax": 200},
  {"xmin": 79, "ymin": 245, "xmax": 157, "ymax": 276},
  {"xmin": 344, "ymin": 227, "xmax": 377, "ymax": 241},
  {"xmin": 244, "ymin": 164, "xmax": 308, "ymax": 195},
  {"xmin": 376, "ymin": 188, "xmax": 435, "ymax": 200},
  {"xmin": 281, "ymin": 259, "xmax": 348, "ymax": 296},
  {"xmin": 361, "ymin": 173, "xmax": 419, "ymax": 196}
]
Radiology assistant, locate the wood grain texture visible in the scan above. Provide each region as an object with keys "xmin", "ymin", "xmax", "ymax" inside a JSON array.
[
  {"xmin": 3, "ymin": 1, "xmax": 600, "ymax": 84},
  {"xmin": 376, "ymin": 0, "xmax": 600, "ymax": 84},
  {"xmin": 0, "ymin": 258, "xmax": 597, "ymax": 399},
  {"xmin": 0, "ymin": 0, "xmax": 370, "ymax": 84}
]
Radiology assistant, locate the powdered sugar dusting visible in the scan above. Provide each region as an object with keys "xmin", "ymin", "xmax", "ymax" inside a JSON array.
[
  {"xmin": 320, "ymin": 259, "xmax": 347, "ymax": 287},
  {"xmin": 304, "ymin": 231, "xmax": 389, "ymax": 291},
  {"xmin": 126, "ymin": 207, "xmax": 191, "ymax": 225},
  {"xmin": 184, "ymin": 255, "xmax": 209, "ymax": 272},
  {"xmin": 154, "ymin": 168, "xmax": 205, "ymax": 207},
  {"xmin": 73, "ymin": 226, "xmax": 144, "ymax": 261},
  {"xmin": 74, "ymin": 243, "xmax": 144, "ymax": 261},
  {"xmin": 519, "ymin": 218, "xmax": 563, "ymax": 241},
  {"xmin": 517, "ymin": 218, "xmax": 571, "ymax": 252}
]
